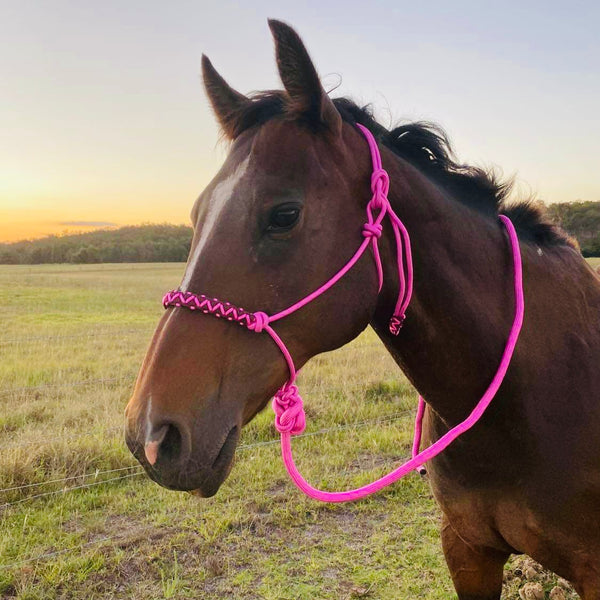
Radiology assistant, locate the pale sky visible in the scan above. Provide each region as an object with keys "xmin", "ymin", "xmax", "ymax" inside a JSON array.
[{"xmin": 1, "ymin": 0, "xmax": 598, "ymax": 242}]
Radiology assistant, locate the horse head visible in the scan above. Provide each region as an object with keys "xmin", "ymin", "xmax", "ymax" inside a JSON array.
[{"xmin": 125, "ymin": 21, "xmax": 382, "ymax": 496}]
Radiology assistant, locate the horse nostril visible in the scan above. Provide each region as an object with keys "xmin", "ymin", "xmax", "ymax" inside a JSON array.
[
  {"xmin": 160, "ymin": 423, "xmax": 183, "ymax": 463},
  {"xmin": 144, "ymin": 423, "xmax": 182, "ymax": 466}
]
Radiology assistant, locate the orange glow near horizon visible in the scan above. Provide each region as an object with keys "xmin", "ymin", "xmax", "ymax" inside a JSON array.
[
  {"xmin": 0, "ymin": 163, "xmax": 217, "ymax": 243},
  {"xmin": 0, "ymin": 202, "xmax": 192, "ymax": 244},
  {"xmin": 0, "ymin": 213, "xmax": 189, "ymax": 244},
  {"xmin": 0, "ymin": 199, "xmax": 195, "ymax": 243}
]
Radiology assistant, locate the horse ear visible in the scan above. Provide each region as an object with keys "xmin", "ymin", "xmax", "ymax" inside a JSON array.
[
  {"xmin": 268, "ymin": 19, "xmax": 342, "ymax": 136},
  {"xmin": 201, "ymin": 55, "xmax": 252, "ymax": 140}
]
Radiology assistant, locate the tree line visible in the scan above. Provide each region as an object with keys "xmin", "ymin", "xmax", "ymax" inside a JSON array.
[
  {"xmin": 0, "ymin": 224, "xmax": 192, "ymax": 264},
  {"xmin": 0, "ymin": 202, "xmax": 598, "ymax": 264}
]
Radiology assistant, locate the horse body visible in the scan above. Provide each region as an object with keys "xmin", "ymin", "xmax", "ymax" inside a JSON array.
[
  {"xmin": 125, "ymin": 20, "xmax": 600, "ymax": 598},
  {"xmin": 370, "ymin": 148, "xmax": 600, "ymax": 595}
]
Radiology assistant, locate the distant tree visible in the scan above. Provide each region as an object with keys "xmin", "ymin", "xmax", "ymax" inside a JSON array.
[
  {"xmin": 31, "ymin": 246, "xmax": 50, "ymax": 263},
  {"xmin": 548, "ymin": 201, "xmax": 600, "ymax": 257},
  {"xmin": 0, "ymin": 249, "xmax": 19, "ymax": 264}
]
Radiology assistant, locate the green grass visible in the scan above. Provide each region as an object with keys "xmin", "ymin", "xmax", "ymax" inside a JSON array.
[{"xmin": 0, "ymin": 263, "xmax": 586, "ymax": 599}]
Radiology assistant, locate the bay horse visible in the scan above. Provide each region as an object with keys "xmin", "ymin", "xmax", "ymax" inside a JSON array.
[{"xmin": 125, "ymin": 20, "xmax": 600, "ymax": 599}]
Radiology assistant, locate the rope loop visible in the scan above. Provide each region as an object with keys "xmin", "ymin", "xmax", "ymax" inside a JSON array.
[
  {"xmin": 272, "ymin": 383, "xmax": 306, "ymax": 435},
  {"xmin": 249, "ymin": 311, "xmax": 269, "ymax": 333},
  {"xmin": 362, "ymin": 223, "xmax": 383, "ymax": 239}
]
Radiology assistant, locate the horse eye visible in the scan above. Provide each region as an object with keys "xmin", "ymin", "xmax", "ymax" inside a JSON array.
[{"xmin": 268, "ymin": 205, "xmax": 301, "ymax": 231}]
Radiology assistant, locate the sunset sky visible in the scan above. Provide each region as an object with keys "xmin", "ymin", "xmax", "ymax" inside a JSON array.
[{"xmin": 1, "ymin": 1, "xmax": 598, "ymax": 242}]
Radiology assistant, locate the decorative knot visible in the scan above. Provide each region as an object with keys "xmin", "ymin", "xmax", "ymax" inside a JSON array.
[
  {"xmin": 389, "ymin": 314, "xmax": 405, "ymax": 336},
  {"xmin": 370, "ymin": 168, "xmax": 390, "ymax": 198},
  {"xmin": 362, "ymin": 222, "xmax": 383, "ymax": 239},
  {"xmin": 368, "ymin": 195, "xmax": 385, "ymax": 212},
  {"xmin": 249, "ymin": 311, "xmax": 269, "ymax": 333},
  {"xmin": 272, "ymin": 383, "xmax": 306, "ymax": 435}
]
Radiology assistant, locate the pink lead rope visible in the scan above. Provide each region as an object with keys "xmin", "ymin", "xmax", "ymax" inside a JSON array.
[{"xmin": 163, "ymin": 124, "xmax": 525, "ymax": 503}]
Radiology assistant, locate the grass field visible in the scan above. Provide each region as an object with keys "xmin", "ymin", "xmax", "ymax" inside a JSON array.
[{"xmin": 1, "ymin": 263, "xmax": 592, "ymax": 599}]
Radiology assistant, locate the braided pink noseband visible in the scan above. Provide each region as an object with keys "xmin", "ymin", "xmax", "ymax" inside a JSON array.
[{"xmin": 163, "ymin": 124, "xmax": 525, "ymax": 503}]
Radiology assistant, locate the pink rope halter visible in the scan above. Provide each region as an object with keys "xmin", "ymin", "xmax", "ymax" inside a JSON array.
[{"xmin": 163, "ymin": 124, "xmax": 525, "ymax": 503}]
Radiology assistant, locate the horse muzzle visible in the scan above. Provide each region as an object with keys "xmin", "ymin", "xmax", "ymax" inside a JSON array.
[{"xmin": 125, "ymin": 408, "xmax": 240, "ymax": 497}]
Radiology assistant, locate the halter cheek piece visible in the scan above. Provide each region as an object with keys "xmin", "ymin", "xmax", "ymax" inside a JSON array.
[{"xmin": 163, "ymin": 124, "xmax": 525, "ymax": 503}]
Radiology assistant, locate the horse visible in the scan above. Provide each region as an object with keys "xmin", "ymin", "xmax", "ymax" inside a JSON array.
[{"xmin": 125, "ymin": 20, "xmax": 600, "ymax": 599}]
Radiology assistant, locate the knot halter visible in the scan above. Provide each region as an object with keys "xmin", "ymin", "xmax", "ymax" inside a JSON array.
[{"xmin": 163, "ymin": 124, "xmax": 525, "ymax": 503}]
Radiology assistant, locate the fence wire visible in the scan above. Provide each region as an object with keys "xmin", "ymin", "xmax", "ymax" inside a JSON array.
[
  {"xmin": 0, "ymin": 331, "xmax": 406, "ymax": 571},
  {"xmin": 1, "ymin": 380, "xmax": 411, "ymax": 451},
  {"xmin": 0, "ymin": 409, "xmax": 417, "ymax": 570},
  {"xmin": 0, "ymin": 410, "xmax": 414, "ymax": 506},
  {"xmin": 0, "ymin": 471, "xmax": 144, "ymax": 510},
  {"xmin": 0, "ymin": 464, "xmax": 141, "ymax": 494}
]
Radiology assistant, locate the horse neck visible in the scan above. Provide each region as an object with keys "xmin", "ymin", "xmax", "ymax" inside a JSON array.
[{"xmin": 370, "ymin": 151, "xmax": 520, "ymax": 426}]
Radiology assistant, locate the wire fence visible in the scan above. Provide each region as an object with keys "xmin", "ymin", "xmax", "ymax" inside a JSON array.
[
  {"xmin": 0, "ymin": 408, "xmax": 417, "ymax": 569},
  {"xmin": 0, "ymin": 409, "xmax": 414, "ymax": 502},
  {"xmin": 0, "ymin": 383, "xmax": 411, "ymax": 452},
  {"xmin": 0, "ymin": 332, "xmax": 406, "ymax": 572},
  {"xmin": 0, "ymin": 464, "xmax": 141, "ymax": 494},
  {"xmin": 0, "ymin": 471, "xmax": 144, "ymax": 510}
]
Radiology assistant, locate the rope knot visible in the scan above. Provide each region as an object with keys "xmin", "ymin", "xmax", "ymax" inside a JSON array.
[
  {"xmin": 362, "ymin": 222, "xmax": 383, "ymax": 239},
  {"xmin": 249, "ymin": 311, "xmax": 269, "ymax": 333},
  {"xmin": 389, "ymin": 314, "xmax": 405, "ymax": 336},
  {"xmin": 368, "ymin": 195, "xmax": 385, "ymax": 212},
  {"xmin": 370, "ymin": 168, "xmax": 390, "ymax": 198},
  {"xmin": 272, "ymin": 383, "xmax": 306, "ymax": 435}
]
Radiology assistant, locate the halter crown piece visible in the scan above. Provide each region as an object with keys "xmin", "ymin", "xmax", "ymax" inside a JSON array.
[{"xmin": 163, "ymin": 124, "xmax": 525, "ymax": 503}]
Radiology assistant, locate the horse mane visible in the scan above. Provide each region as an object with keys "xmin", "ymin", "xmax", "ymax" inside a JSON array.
[{"xmin": 230, "ymin": 91, "xmax": 575, "ymax": 249}]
